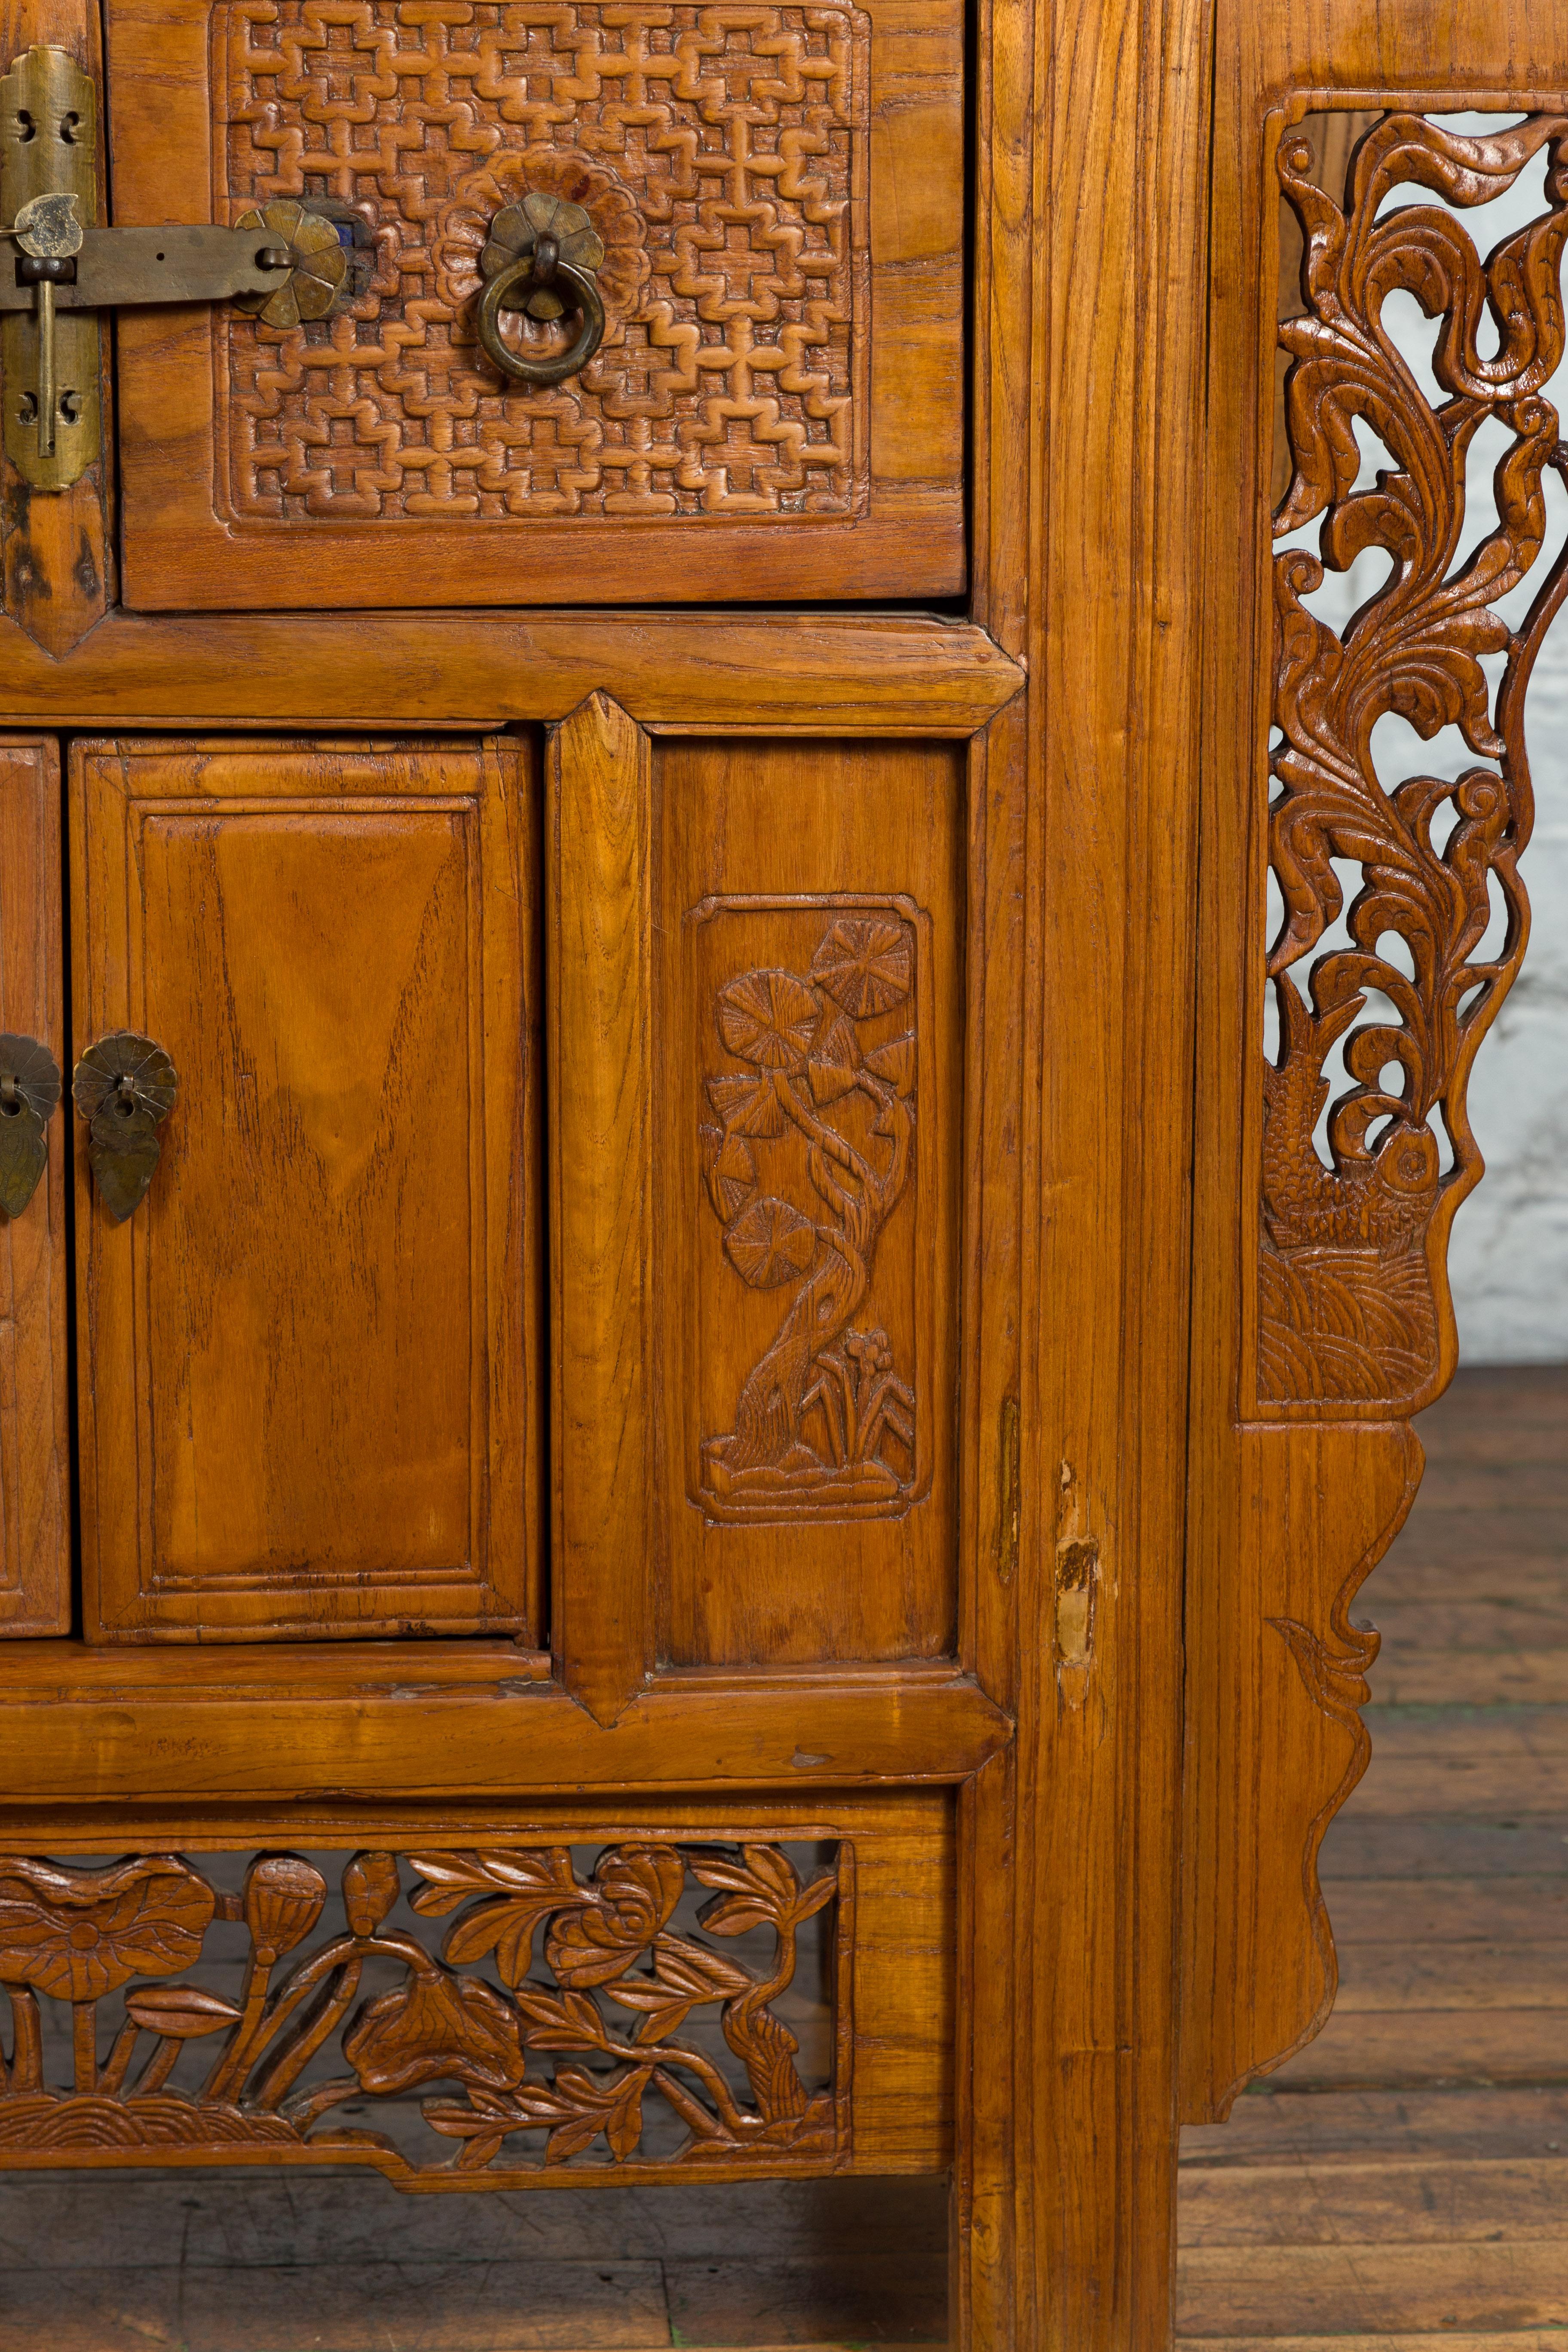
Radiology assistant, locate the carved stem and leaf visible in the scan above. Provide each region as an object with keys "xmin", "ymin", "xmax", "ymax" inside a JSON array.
[
  {"xmin": 701, "ymin": 915, "xmax": 917, "ymax": 1507},
  {"xmin": 0, "ymin": 1842, "xmax": 842, "ymax": 2180},
  {"xmin": 1262, "ymin": 112, "xmax": 1568, "ymax": 1407}
]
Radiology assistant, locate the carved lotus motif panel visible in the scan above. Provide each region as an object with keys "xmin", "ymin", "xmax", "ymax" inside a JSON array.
[
  {"xmin": 215, "ymin": 0, "xmax": 870, "ymax": 524},
  {"xmin": 0, "ymin": 1841, "xmax": 846, "ymax": 2180},
  {"xmin": 1259, "ymin": 112, "xmax": 1568, "ymax": 1412},
  {"xmin": 698, "ymin": 903, "xmax": 923, "ymax": 1522}
]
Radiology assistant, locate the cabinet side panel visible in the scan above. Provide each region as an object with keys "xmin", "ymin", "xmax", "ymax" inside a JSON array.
[
  {"xmin": 0, "ymin": 737, "xmax": 70, "ymax": 1634},
  {"xmin": 655, "ymin": 737, "xmax": 963, "ymax": 1666}
]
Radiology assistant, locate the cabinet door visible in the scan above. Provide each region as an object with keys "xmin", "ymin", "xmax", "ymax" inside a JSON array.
[
  {"xmin": 0, "ymin": 738, "xmax": 69, "ymax": 1635},
  {"xmin": 104, "ymin": 0, "xmax": 963, "ymax": 612},
  {"xmin": 72, "ymin": 737, "xmax": 542, "ymax": 1643}
]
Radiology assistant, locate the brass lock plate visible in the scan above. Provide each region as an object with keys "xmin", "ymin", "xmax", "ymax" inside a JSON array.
[{"xmin": 0, "ymin": 44, "xmax": 100, "ymax": 492}]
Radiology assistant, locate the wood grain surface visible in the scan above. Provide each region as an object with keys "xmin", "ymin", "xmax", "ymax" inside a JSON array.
[
  {"xmin": 71, "ymin": 737, "xmax": 543, "ymax": 1643},
  {"xmin": 0, "ymin": 736, "xmax": 68, "ymax": 1633},
  {"xmin": 0, "ymin": 613, "xmax": 1023, "ymax": 738},
  {"xmin": 549, "ymin": 695, "xmax": 654, "ymax": 1723}
]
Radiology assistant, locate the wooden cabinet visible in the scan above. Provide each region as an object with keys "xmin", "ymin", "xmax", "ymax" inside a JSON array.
[{"xmin": 1, "ymin": 0, "xmax": 1564, "ymax": 2342}]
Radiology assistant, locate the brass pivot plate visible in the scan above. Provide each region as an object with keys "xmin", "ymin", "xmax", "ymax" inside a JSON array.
[{"xmin": 0, "ymin": 44, "xmax": 99, "ymax": 492}]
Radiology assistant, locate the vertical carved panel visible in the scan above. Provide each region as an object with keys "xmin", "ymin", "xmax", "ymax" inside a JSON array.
[
  {"xmin": 696, "ymin": 900, "xmax": 925, "ymax": 1522},
  {"xmin": 1260, "ymin": 113, "xmax": 1568, "ymax": 1412},
  {"xmin": 657, "ymin": 739, "xmax": 962, "ymax": 1666}
]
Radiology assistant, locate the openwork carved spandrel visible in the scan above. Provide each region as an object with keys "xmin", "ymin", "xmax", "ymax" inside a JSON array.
[
  {"xmin": 1262, "ymin": 113, "xmax": 1568, "ymax": 1409},
  {"xmin": 0, "ymin": 1842, "xmax": 844, "ymax": 2182},
  {"xmin": 215, "ymin": 0, "xmax": 870, "ymax": 523},
  {"xmin": 698, "ymin": 906, "xmax": 920, "ymax": 1520}
]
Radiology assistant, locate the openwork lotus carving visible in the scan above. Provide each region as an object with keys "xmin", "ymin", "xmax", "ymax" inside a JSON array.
[{"xmin": 0, "ymin": 1842, "xmax": 842, "ymax": 2180}]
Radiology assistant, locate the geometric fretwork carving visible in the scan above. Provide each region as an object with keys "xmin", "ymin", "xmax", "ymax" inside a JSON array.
[
  {"xmin": 216, "ymin": 0, "xmax": 870, "ymax": 522},
  {"xmin": 699, "ymin": 907, "xmax": 918, "ymax": 1519},
  {"xmin": 1261, "ymin": 112, "xmax": 1568, "ymax": 1408},
  {"xmin": 0, "ymin": 1842, "xmax": 844, "ymax": 2184}
]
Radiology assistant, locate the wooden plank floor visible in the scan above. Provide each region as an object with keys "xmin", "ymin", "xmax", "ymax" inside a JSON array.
[
  {"xmin": 1, "ymin": 1364, "xmax": 1561, "ymax": 2347},
  {"xmin": 1179, "ymin": 1364, "xmax": 1568, "ymax": 2352}
]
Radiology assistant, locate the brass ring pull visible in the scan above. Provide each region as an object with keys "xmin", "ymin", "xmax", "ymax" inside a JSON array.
[{"xmin": 476, "ymin": 239, "xmax": 605, "ymax": 388}]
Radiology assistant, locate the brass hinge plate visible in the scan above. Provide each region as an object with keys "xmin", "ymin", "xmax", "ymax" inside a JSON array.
[{"xmin": 0, "ymin": 44, "xmax": 98, "ymax": 491}]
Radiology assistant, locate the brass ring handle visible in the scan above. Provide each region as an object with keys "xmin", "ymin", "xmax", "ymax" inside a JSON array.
[{"xmin": 477, "ymin": 247, "xmax": 605, "ymax": 388}]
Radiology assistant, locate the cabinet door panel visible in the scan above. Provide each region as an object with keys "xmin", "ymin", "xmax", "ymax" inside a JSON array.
[
  {"xmin": 549, "ymin": 704, "xmax": 962, "ymax": 1705},
  {"xmin": 0, "ymin": 738, "xmax": 70, "ymax": 1635},
  {"xmin": 73, "ymin": 737, "xmax": 542, "ymax": 1643},
  {"xmin": 658, "ymin": 736, "xmax": 963, "ymax": 1666},
  {"xmin": 105, "ymin": 0, "xmax": 963, "ymax": 612}
]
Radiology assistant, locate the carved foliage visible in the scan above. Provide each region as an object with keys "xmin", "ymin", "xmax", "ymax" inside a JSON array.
[
  {"xmin": 0, "ymin": 1843, "xmax": 842, "ymax": 2180},
  {"xmin": 1262, "ymin": 113, "xmax": 1568, "ymax": 1407},
  {"xmin": 699, "ymin": 913, "xmax": 917, "ymax": 1518},
  {"xmin": 216, "ymin": 0, "xmax": 870, "ymax": 522}
]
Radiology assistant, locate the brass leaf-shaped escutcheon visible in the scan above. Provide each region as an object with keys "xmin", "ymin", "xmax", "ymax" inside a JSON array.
[
  {"xmin": 73, "ymin": 1032, "xmax": 178, "ymax": 1223},
  {"xmin": 0, "ymin": 1033, "xmax": 62, "ymax": 1219}
]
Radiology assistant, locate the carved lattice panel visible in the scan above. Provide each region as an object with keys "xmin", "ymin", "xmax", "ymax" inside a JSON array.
[
  {"xmin": 1258, "ymin": 111, "xmax": 1568, "ymax": 1412},
  {"xmin": 0, "ymin": 1840, "xmax": 848, "ymax": 2180},
  {"xmin": 215, "ymin": 0, "xmax": 870, "ymax": 525}
]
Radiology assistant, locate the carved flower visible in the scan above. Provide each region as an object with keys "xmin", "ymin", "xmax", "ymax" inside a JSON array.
[
  {"xmin": 546, "ymin": 1846, "xmax": 686, "ymax": 1989},
  {"xmin": 242, "ymin": 1855, "xmax": 326, "ymax": 1963},
  {"xmin": 844, "ymin": 1326, "xmax": 894, "ymax": 1375},
  {"xmin": 434, "ymin": 147, "xmax": 649, "ymax": 355},
  {"xmin": 343, "ymin": 1969, "xmax": 527, "ymax": 2095},
  {"xmin": 809, "ymin": 919, "xmax": 913, "ymax": 1018},
  {"xmin": 0, "ymin": 1857, "xmax": 214, "ymax": 2003},
  {"xmin": 723, "ymin": 1195, "xmax": 818, "ymax": 1290},
  {"xmin": 342, "ymin": 1852, "xmax": 401, "ymax": 1940},
  {"xmin": 717, "ymin": 970, "xmax": 821, "ymax": 1071}
]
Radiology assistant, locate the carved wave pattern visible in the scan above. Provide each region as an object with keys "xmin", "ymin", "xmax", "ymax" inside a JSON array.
[
  {"xmin": 1261, "ymin": 113, "xmax": 1568, "ymax": 1409},
  {"xmin": 0, "ymin": 1843, "xmax": 844, "ymax": 2184},
  {"xmin": 216, "ymin": 0, "xmax": 870, "ymax": 521}
]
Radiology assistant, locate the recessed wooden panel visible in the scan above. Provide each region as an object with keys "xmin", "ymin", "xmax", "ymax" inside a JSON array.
[
  {"xmin": 0, "ymin": 737, "xmax": 70, "ymax": 1636},
  {"xmin": 72, "ymin": 737, "xmax": 542, "ymax": 1643},
  {"xmin": 104, "ymin": 0, "xmax": 963, "ymax": 611},
  {"xmin": 657, "ymin": 737, "xmax": 963, "ymax": 1665}
]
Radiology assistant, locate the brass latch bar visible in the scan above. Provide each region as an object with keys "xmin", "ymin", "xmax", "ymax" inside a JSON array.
[{"xmin": 0, "ymin": 222, "xmax": 294, "ymax": 314}]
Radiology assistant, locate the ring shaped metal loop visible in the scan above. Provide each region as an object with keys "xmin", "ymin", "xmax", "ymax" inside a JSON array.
[{"xmin": 476, "ymin": 252, "xmax": 606, "ymax": 386}]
